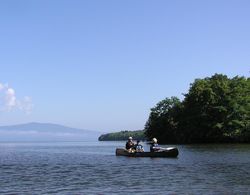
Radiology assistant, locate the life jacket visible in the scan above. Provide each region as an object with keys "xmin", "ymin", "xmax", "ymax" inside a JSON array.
[
  {"xmin": 126, "ymin": 141, "xmax": 134, "ymax": 150},
  {"xmin": 150, "ymin": 143, "xmax": 160, "ymax": 152}
]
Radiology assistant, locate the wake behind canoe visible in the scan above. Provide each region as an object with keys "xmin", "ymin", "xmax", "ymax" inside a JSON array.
[{"xmin": 116, "ymin": 147, "xmax": 179, "ymax": 158}]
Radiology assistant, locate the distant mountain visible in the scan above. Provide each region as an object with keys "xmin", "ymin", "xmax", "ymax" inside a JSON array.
[{"xmin": 0, "ymin": 122, "xmax": 101, "ymax": 142}]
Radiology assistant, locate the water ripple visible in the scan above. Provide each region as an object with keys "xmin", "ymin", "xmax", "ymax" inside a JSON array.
[{"xmin": 0, "ymin": 142, "xmax": 250, "ymax": 194}]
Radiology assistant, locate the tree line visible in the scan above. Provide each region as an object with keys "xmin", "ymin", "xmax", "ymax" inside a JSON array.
[
  {"xmin": 98, "ymin": 130, "xmax": 146, "ymax": 141},
  {"xmin": 145, "ymin": 74, "xmax": 250, "ymax": 144}
]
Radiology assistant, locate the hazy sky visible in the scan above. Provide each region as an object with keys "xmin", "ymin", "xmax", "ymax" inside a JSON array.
[{"xmin": 0, "ymin": 0, "xmax": 249, "ymax": 131}]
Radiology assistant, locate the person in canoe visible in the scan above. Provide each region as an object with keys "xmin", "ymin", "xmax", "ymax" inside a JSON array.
[
  {"xmin": 126, "ymin": 137, "xmax": 135, "ymax": 152},
  {"xmin": 134, "ymin": 140, "xmax": 144, "ymax": 152},
  {"xmin": 150, "ymin": 138, "xmax": 161, "ymax": 152}
]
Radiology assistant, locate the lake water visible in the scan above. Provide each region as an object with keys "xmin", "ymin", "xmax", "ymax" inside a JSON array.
[{"xmin": 0, "ymin": 141, "xmax": 250, "ymax": 194}]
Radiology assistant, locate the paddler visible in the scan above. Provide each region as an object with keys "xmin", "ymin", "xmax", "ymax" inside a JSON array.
[
  {"xmin": 126, "ymin": 137, "xmax": 135, "ymax": 152},
  {"xmin": 150, "ymin": 138, "xmax": 161, "ymax": 152}
]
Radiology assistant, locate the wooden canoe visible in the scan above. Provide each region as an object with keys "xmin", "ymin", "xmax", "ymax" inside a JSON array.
[{"xmin": 116, "ymin": 147, "xmax": 179, "ymax": 158}]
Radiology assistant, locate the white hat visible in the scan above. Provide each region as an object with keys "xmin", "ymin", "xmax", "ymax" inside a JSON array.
[
  {"xmin": 128, "ymin": 137, "xmax": 132, "ymax": 140},
  {"xmin": 152, "ymin": 138, "xmax": 157, "ymax": 143}
]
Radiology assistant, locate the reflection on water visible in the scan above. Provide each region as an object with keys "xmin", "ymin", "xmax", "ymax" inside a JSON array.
[{"xmin": 0, "ymin": 142, "xmax": 250, "ymax": 194}]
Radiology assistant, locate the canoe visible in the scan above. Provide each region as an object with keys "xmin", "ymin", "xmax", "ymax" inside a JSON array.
[{"xmin": 116, "ymin": 147, "xmax": 179, "ymax": 158}]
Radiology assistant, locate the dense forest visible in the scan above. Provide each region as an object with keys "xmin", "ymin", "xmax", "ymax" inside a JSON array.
[
  {"xmin": 145, "ymin": 74, "xmax": 250, "ymax": 144},
  {"xmin": 98, "ymin": 130, "xmax": 146, "ymax": 141}
]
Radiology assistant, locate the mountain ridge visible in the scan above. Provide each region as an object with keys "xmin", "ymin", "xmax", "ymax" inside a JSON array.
[
  {"xmin": 0, "ymin": 122, "xmax": 100, "ymax": 142},
  {"xmin": 0, "ymin": 122, "xmax": 97, "ymax": 133}
]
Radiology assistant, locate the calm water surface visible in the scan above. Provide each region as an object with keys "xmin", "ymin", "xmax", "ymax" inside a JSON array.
[{"xmin": 0, "ymin": 141, "xmax": 250, "ymax": 194}]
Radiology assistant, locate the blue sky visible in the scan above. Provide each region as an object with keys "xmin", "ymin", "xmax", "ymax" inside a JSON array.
[{"xmin": 0, "ymin": 0, "xmax": 249, "ymax": 131}]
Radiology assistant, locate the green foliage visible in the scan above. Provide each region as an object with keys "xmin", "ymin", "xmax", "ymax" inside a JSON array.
[
  {"xmin": 145, "ymin": 74, "xmax": 250, "ymax": 143},
  {"xmin": 145, "ymin": 97, "xmax": 182, "ymax": 143},
  {"xmin": 98, "ymin": 130, "xmax": 146, "ymax": 141}
]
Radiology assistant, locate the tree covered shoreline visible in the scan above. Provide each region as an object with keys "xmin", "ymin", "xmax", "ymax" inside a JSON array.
[
  {"xmin": 98, "ymin": 130, "xmax": 146, "ymax": 141},
  {"xmin": 145, "ymin": 74, "xmax": 250, "ymax": 144}
]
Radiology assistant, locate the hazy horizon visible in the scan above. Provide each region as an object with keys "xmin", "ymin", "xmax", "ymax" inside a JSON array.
[{"xmin": 0, "ymin": 122, "xmax": 101, "ymax": 142}]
